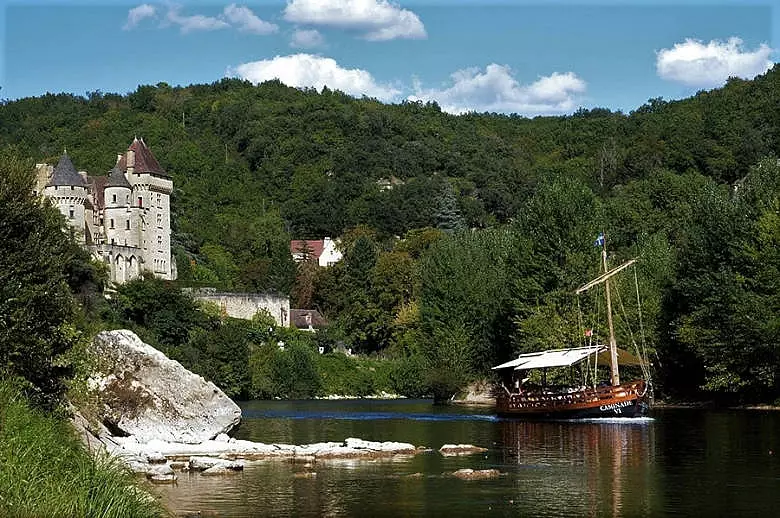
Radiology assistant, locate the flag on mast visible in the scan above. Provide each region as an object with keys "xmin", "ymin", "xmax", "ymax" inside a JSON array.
[{"xmin": 594, "ymin": 232, "xmax": 605, "ymax": 247}]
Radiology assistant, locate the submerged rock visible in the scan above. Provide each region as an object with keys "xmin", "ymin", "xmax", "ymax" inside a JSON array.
[
  {"xmin": 189, "ymin": 456, "xmax": 244, "ymax": 472},
  {"xmin": 89, "ymin": 330, "xmax": 241, "ymax": 444},
  {"xmin": 450, "ymin": 468, "xmax": 502, "ymax": 480},
  {"xmin": 439, "ymin": 444, "xmax": 489, "ymax": 456},
  {"xmin": 201, "ymin": 465, "xmax": 242, "ymax": 476}
]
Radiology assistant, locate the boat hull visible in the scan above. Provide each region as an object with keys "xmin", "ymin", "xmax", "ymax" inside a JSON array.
[{"xmin": 495, "ymin": 380, "xmax": 650, "ymax": 419}]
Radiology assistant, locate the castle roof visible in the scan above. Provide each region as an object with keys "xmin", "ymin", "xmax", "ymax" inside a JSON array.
[
  {"xmin": 106, "ymin": 165, "xmax": 131, "ymax": 189},
  {"xmin": 118, "ymin": 137, "xmax": 168, "ymax": 177},
  {"xmin": 47, "ymin": 153, "xmax": 87, "ymax": 187},
  {"xmin": 88, "ymin": 176, "xmax": 107, "ymax": 209}
]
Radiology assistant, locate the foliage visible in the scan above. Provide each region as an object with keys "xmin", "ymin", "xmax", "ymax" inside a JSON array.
[
  {"xmin": 5, "ymin": 67, "xmax": 780, "ymax": 403},
  {"xmin": 0, "ymin": 380, "xmax": 164, "ymax": 518},
  {"xmin": 0, "ymin": 148, "xmax": 87, "ymax": 407}
]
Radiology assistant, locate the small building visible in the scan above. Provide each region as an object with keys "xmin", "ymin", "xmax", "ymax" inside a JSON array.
[
  {"xmin": 290, "ymin": 237, "xmax": 342, "ymax": 267},
  {"xmin": 289, "ymin": 309, "xmax": 327, "ymax": 332}
]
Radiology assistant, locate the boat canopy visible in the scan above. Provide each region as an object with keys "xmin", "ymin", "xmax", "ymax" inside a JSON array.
[{"xmin": 491, "ymin": 345, "xmax": 643, "ymax": 371}]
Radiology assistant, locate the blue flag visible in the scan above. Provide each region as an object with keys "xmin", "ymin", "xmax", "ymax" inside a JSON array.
[{"xmin": 594, "ymin": 232, "xmax": 605, "ymax": 247}]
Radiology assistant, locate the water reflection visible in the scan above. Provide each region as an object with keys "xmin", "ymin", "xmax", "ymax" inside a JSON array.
[
  {"xmin": 496, "ymin": 418, "xmax": 655, "ymax": 517},
  {"xmin": 157, "ymin": 402, "xmax": 780, "ymax": 517}
]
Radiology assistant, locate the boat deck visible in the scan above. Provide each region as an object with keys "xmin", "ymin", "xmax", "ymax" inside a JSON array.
[{"xmin": 496, "ymin": 379, "xmax": 648, "ymax": 417}]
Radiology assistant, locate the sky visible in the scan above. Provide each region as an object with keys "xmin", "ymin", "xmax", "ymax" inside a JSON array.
[{"xmin": 1, "ymin": 0, "xmax": 777, "ymax": 115}]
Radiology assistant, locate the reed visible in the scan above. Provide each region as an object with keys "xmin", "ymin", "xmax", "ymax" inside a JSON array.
[{"xmin": 0, "ymin": 380, "xmax": 165, "ymax": 518}]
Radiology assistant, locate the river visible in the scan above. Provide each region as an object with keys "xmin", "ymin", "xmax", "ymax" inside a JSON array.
[{"xmin": 157, "ymin": 399, "xmax": 780, "ymax": 517}]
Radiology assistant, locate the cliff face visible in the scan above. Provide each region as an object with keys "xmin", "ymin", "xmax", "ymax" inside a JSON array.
[{"xmin": 88, "ymin": 330, "xmax": 241, "ymax": 444}]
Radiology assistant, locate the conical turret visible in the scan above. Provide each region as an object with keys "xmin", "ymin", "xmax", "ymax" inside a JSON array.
[{"xmin": 47, "ymin": 153, "xmax": 87, "ymax": 187}]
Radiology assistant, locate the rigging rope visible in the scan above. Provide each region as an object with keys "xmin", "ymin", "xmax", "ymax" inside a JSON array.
[{"xmin": 634, "ymin": 267, "xmax": 651, "ymax": 382}]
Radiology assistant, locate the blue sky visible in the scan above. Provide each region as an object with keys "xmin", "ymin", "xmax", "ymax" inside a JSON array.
[{"xmin": 1, "ymin": 0, "xmax": 777, "ymax": 115}]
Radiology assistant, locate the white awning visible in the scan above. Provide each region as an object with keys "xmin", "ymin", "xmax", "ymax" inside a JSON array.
[{"xmin": 492, "ymin": 345, "xmax": 643, "ymax": 371}]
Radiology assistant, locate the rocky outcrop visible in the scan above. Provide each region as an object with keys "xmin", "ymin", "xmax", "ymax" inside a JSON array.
[
  {"xmin": 113, "ymin": 436, "xmax": 422, "ymax": 461},
  {"xmin": 74, "ymin": 329, "xmax": 432, "ymax": 477},
  {"xmin": 451, "ymin": 380, "xmax": 496, "ymax": 405},
  {"xmin": 89, "ymin": 330, "xmax": 241, "ymax": 444}
]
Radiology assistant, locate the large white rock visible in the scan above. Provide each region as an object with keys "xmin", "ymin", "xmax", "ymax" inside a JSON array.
[{"xmin": 90, "ymin": 330, "xmax": 242, "ymax": 444}]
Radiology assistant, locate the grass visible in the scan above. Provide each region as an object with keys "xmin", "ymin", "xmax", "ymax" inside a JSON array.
[{"xmin": 0, "ymin": 379, "xmax": 166, "ymax": 518}]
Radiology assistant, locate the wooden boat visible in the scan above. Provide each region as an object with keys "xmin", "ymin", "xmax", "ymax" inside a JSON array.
[{"xmin": 493, "ymin": 235, "xmax": 652, "ymax": 419}]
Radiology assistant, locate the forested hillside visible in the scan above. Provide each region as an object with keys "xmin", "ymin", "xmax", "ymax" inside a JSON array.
[{"xmin": 2, "ymin": 65, "xmax": 780, "ymax": 402}]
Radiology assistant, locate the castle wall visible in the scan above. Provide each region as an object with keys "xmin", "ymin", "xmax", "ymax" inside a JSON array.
[
  {"xmin": 192, "ymin": 292, "xmax": 291, "ymax": 326},
  {"xmin": 43, "ymin": 184, "xmax": 87, "ymax": 244}
]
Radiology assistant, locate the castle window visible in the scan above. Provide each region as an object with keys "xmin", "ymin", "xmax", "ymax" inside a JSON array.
[
  {"xmin": 126, "ymin": 195, "xmax": 130, "ymax": 204},
  {"xmin": 100, "ymin": 217, "xmax": 104, "ymax": 226},
  {"xmin": 157, "ymin": 213, "xmax": 162, "ymax": 227},
  {"xmin": 126, "ymin": 220, "xmax": 130, "ymax": 230},
  {"xmin": 138, "ymin": 196, "xmax": 143, "ymax": 208},
  {"xmin": 112, "ymin": 194, "xmax": 117, "ymax": 204},
  {"xmin": 69, "ymin": 209, "xmax": 74, "ymax": 219},
  {"xmin": 157, "ymin": 194, "xmax": 161, "ymax": 207},
  {"xmin": 157, "ymin": 235, "xmax": 162, "ymax": 246},
  {"xmin": 110, "ymin": 219, "xmax": 114, "ymax": 229},
  {"xmin": 111, "ymin": 239, "xmax": 115, "ymax": 245}
]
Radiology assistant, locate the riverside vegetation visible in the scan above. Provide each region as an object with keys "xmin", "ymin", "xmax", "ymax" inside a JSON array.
[{"xmin": 2, "ymin": 64, "xmax": 780, "ymax": 516}]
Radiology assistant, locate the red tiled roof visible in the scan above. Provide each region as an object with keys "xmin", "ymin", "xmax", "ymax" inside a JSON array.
[
  {"xmin": 118, "ymin": 138, "xmax": 168, "ymax": 177},
  {"xmin": 290, "ymin": 240, "xmax": 325, "ymax": 260}
]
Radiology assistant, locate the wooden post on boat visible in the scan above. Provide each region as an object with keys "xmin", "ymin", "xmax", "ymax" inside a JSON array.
[
  {"xmin": 576, "ymin": 252, "xmax": 637, "ymax": 386},
  {"xmin": 601, "ymin": 237, "xmax": 620, "ymax": 386}
]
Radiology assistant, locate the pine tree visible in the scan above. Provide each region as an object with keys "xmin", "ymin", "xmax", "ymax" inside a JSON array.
[{"xmin": 435, "ymin": 183, "xmax": 466, "ymax": 233}]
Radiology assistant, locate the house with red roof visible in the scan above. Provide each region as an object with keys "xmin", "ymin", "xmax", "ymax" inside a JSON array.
[{"xmin": 290, "ymin": 237, "xmax": 342, "ymax": 267}]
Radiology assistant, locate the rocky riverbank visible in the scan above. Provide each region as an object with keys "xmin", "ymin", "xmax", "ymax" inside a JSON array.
[{"xmin": 73, "ymin": 330, "xmax": 487, "ymax": 485}]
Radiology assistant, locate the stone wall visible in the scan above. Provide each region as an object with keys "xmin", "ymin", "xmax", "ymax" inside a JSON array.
[{"xmin": 193, "ymin": 291, "xmax": 290, "ymax": 326}]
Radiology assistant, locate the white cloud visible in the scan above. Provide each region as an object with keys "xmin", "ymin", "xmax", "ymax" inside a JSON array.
[
  {"xmin": 291, "ymin": 29, "xmax": 325, "ymax": 49},
  {"xmin": 166, "ymin": 6, "xmax": 230, "ymax": 33},
  {"xmin": 284, "ymin": 0, "xmax": 426, "ymax": 41},
  {"xmin": 408, "ymin": 64, "xmax": 587, "ymax": 115},
  {"xmin": 223, "ymin": 4, "xmax": 278, "ymax": 35},
  {"xmin": 229, "ymin": 54, "xmax": 400, "ymax": 100},
  {"xmin": 657, "ymin": 37, "xmax": 773, "ymax": 88},
  {"xmin": 124, "ymin": 4, "xmax": 156, "ymax": 30}
]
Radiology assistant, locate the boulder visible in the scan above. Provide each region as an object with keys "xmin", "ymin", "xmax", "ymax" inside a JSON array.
[{"xmin": 89, "ymin": 330, "xmax": 241, "ymax": 444}]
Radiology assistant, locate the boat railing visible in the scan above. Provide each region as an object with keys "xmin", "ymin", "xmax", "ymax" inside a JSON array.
[{"xmin": 496, "ymin": 380, "xmax": 646, "ymax": 411}]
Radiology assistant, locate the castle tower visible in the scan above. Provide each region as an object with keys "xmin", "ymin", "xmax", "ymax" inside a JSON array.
[
  {"xmin": 104, "ymin": 162, "xmax": 134, "ymax": 248},
  {"xmin": 42, "ymin": 153, "xmax": 87, "ymax": 243},
  {"xmin": 121, "ymin": 137, "xmax": 175, "ymax": 280}
]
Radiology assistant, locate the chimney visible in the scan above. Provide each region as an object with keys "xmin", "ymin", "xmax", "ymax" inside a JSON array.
[{"xmin": 127, "ymin": 149, "xmax": 135, "ymax": 173}]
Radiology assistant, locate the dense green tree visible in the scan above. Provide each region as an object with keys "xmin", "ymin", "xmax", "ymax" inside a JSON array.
[{"xmin": 0, "ymin": 149, "xmax": 82, "ymax": 405}]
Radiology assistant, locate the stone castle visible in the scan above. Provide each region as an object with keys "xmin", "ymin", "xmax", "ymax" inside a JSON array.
[{"xmin": 35, "ymin": 137, "xmax": 176, "ymax": 284}]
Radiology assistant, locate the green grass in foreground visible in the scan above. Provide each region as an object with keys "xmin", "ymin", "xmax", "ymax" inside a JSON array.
[{"xmin": 0, "ymin": 380, "xmax": 165, "ymax": 518}]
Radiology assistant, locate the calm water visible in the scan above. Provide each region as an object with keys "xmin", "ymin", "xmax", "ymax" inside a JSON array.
[{"xmin": 157, "ymin": 400, "xmax": 780, "ymax": 517}]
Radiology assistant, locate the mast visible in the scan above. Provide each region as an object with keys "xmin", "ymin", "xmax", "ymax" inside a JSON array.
[{"xmin": 601, "ymin": 236, "xmax": 620, "ymax": 386}]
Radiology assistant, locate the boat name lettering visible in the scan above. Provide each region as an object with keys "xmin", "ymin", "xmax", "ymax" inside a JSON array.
[{"xmin": 600, "ymin": 400, "xmax": 632, "ymax": 413}]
